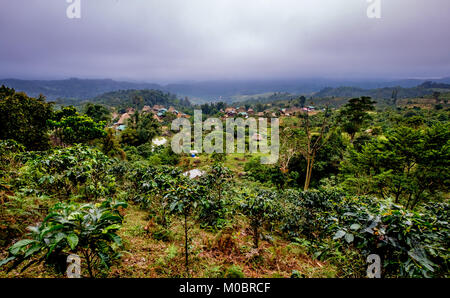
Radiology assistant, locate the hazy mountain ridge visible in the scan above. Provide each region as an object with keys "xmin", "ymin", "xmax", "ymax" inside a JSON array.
[
  {"xmin": 1, "ymin": 77, "xmax": 450, "ymax": 103},
  {"xmin": 313, "ymin": 81, "xmax": 450, "ymax": 99},
  {"xmin": 89, "ymin": 89, "xmax": 192, "ymax": 112},
  {"xmin": 0, "ymin": 78, "xmax": 161, "ymax": 100}
]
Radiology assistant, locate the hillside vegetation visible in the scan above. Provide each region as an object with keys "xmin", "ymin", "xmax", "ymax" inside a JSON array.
[{"xmin": 0, "ymin": 85, "xmax": 448, "ymax": 278}]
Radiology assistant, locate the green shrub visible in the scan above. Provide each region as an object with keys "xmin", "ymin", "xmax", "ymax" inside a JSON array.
[
  {"xmin": 0, "ymin": 198, "xmax": 127, "ymax": 277},
  {"xmin": 224, "ymin": 265, "xmax": 245, "ymax": 278},
  {"xmin": 239, "ymin": 189, "xmax": 278, "ymax": 248},
  {"xmin": 21, "ymin": 145, "xmax": 116, "ymax": 200},
  {"xmin": 277, "ymin": 189, "xmax": 449, "ymax": 277},
  {"xmin": 197, "ymin": 164, "xmax": 233, "ymax": 230}
]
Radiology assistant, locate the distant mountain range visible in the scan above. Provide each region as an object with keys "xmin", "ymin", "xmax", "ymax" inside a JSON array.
[
  {"xmin": 1, "ymin": 77, "xmax": 450, "ymax": 103},
  {"xmin": 0, "ymin": 78, "xmax": 161, "ymax": 101},
  {"xmin": 313, "ymin": 81, "xmax": 450, "ymax": 99},
  {"xmin": 89, "ymin": 89, "xmax": 192, "ymax": 112}
]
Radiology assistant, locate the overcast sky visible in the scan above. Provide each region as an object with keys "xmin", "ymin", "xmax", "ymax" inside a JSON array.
[{"xmin": 1, "ymin": 0, "xmax": 449, "ymax": 82}]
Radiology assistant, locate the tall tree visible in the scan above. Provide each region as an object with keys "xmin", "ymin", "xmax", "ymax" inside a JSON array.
[
  {"xmin": 341, "ymin": 124, "xmax": 449, "ymax": 209},
  {"xmin": 83, "ymin": 103, "xmax": 111, "ymax": 123},
  {"xmin": 121, "ymin": 112, "xmax": 160, "ymax": 146},
  {"xmin": 280, "ymin": 107, "xmax": 334, "ymax": 190},
  {"xmin": 0, "ymin": 86, "xmax": 54, "ymax": 150},
  {"xmin": 49, "ymin": 106, "xmax": 106, "ymax": 145},
  {"xmin": 298, "ymin": 107, "xmax": 334, "ymax": 191},
  {"xmin": 339, "ymin": 96, "xmax": 376, "ymax": 141}
]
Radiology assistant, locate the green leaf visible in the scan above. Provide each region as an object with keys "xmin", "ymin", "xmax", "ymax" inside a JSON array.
[
  {"xmin": 39, "ymin": 224, "xmax": 65, "ymax": 240},
  {"xmin": 107, "ymin": 233, "xmax": 122, "ymax": 246},
  {"xmin": 333, "ymin": 230, "xmax": 346, "ymax": 240},
  {"xmin": 46, "ymin": 235, "xmax": 65, "ymax": 258},
  {"xmin": 10, "ymin": 239, "xmax": 37, "ymax": 255},
  {"xmin": 0, "ymin": 256, "xmax": 16, "ymax": 267},
  {"xmin": 102, "ymin": 224, "xmax": 121, "ymax": 233},
  {"xmin": 24, "ymin": 243, "xmax": 42, "ymax": 258},
  {"xmin": 350, "ymin": 224, "xmax": 361, "ymax": 230},
  {"xmin": 345, "ymin": 233, "xmax": 355, "ymax": 243},
  {"xmin": 66, "ymin": 233, "xmax": 79, "ymax": 250}
]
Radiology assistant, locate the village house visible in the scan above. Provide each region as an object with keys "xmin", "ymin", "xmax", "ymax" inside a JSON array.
[
  {"xmin": 112, "ymin": 112, "xmax": 131, "ymax": 130},
  {"xmin": 237, "ymin": 106, "xmax": 246, "ymax": 113},
  {"xmin": 111, "ymin": 111, "xmax": 119, "ymax": 121},
  {"xmin": 225, "ymin": 107, "xmax": 236, "ymax": 116},
  {"xmin": 286, "ymin": 107, "xmax": 303, "ymax": 115},
  {"xmin": 142, "ymin": 105, "xmax": 152, "ymax": 113},
  {"xmin": 152, "ymin": 105, "xmax": 165, "ymax": 112},
  {"xmin": 157, "ymin": 108, "xmax": 167, "ymax": 117},
  {"xmin": 238, "ymin": 111, "xmax": 248, "ymax": 118},
  {"xmin": 153, "ymin": 114, "xmax": 163, "ymax": 122}
]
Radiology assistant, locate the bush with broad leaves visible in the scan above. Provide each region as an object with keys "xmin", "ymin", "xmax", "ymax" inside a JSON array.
[{"xmin": 0, "ymin": 198, "xmax": 127, "ymax": 278}]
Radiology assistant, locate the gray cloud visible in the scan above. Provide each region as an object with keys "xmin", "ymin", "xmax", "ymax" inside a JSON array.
[{"xmin": 1, "ymin": 0, "xmax": 449, "ymax": 82}]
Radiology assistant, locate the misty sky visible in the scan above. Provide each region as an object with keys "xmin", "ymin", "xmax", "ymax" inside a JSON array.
[{"xmin": 1, "ymin": 0, "xmax": 449, "ymax": 82}]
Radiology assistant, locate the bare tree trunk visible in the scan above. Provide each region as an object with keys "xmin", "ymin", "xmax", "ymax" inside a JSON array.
[
  {"xmin": 184, "ymin": 212, "xmax": 189, "ymax": 273},
  {"xmin": 304, "ymin": 157, "xmax": 311, "ymax": 191},
  {"xmin": 304, "ymin": 154, "xmax": 316, "ymax": 191}
]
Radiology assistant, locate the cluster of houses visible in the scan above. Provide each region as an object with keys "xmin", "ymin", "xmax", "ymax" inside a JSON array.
[
  {"xmin": 112, "ymin": 104, "xmax": 317, "ymax": 131},
  {"xmin": 221, "ymin": 105, "xmax": 316, "ymax": 119},
  {"xmin": 112, "ymin": 105, "xmax": 189, "ymax": 130}
]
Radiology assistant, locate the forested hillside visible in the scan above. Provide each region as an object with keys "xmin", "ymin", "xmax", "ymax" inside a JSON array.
[
  {"xmin": 1, "ymin": 85, "xmax": 448, "ymax": 278},
  {"xmin": 0, "ymin": 78, "xmax": 161, "ymax": 100},
  {"xmin": 313, "ymin": 81, "xmax": 450, "ymax": 99},
  {"xmin": 89, "ymin": 89, "xmax": 192, "ymax": 112},
  {"xmin": 2, "ymin": 78, "xmax": 450, "ymax": 103}
]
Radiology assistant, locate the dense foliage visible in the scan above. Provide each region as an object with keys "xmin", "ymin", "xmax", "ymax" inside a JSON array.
[
  {"xmin": 0, "ymin": 199, "xmax": 127, "ymax": 277},
  {"xmin": 0, "ymin": 86, "xmax": 53, "ymax": 150},
  {"xmin": 0, "ymin": 89, "xmax": 448, "ymax": 278}
]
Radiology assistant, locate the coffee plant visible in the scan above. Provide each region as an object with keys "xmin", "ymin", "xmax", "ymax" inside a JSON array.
[{"xmin": 0, "ymin": 198, "xmax": 127, "ymax": 277}]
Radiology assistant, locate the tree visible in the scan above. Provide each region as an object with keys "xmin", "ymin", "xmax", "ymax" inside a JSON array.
[
  {"xmin": 49, "ymin": 107, "xmax": 106, "ymax": 145},
  {"xmin": 0, "ymin": 86, "xmax": 54, "ymax": 150},
  {"xmin": 339, "ymin": 96, "xmax": 376, "ymax": 141},
  {"xmin": 411, "ymin": 123, "xmax": 450, "ymax": 208},
  {"xmin": 255, "ymin": 103, "xmax": 264, "ymax": 112},
  {"xmin": 198, "ymin": 163, "xmax": 232, "ymax": 228},
  {"xmin": 83, "ymin": 103, "xmax": 111, "ymax": 123},
  {"xmin": 391, "ymin": 89, "xmax": 398, "ymax": 105},
  {"xmin": 341, "ymin": 124, "xmax": 449, "ymax": 209},
  {"xmin": 299, "ymin": 96, "xmax": 306, "ymax": 108},
  {"xmin": 102, "ymin": 128, "xmax": 125, "ymax": 159},
  {"xmin": 239, "ymin": 189, "xmax": 277, "ymax": 248},
  {"xmin": 121, "ymin": 112, "xmax": 160, "ymax": 147},
  {"xmin": 278, "ymin": 127, "xmax": 303, "ymax": 174},
  {"xmin": 132, "ymin": 95, "xmax": 144, "ymax": 109},
  {"xmin": 298, "ymin": 107, "xmax": 334, "ymax": 191},
  {"xmin": 166, "ymin": 178, "xmax": 205, "ymax": 275},
  {"xmin": 288, "ymin": 130, "xmax": 346, "ymax": 188},
  {"xmin": 432, "ymin": 91, "xmax": 441, "ymax": 103}
]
